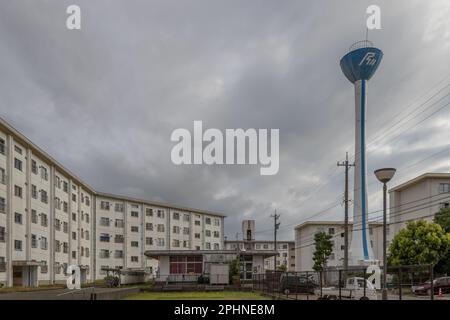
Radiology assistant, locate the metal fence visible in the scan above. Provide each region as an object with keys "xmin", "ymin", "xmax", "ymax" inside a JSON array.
[{"xmin": 252, "ymin": 265, "xmax": 443, "ymax": 300}]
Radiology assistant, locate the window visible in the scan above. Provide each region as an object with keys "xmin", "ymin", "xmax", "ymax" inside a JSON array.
[
  {"xmin": 14, "ymin": 240, "xmax": 22, "ymax": 251},
  {"xmin": 183, "ymin": 227, "xmax": 190, "ymax": 235},
  {"xmin": 328, "ymin": 228, "xmax": 335, "ymax": 235},
  {"xmin": 115, "ymin": 203, "xmax": 124, "ymax": 212},
  {"xmin": 100, "ymin": 233, "xmax": 110, "ymax": 242},
  {"xmin": 439, "ymin": 202, "xmax": 450, "ymax": 209},
  {"xmin": 100, "ymin": 250, "xmax": 110, "ymax": 259},
  {"xmin": 54, "ymin": 218, "xmax": 61, "ymax": 231},
  {"xmin": 30, "ymin": 159, "xmax": 37, "ymax": 174},
  {"xmin": 41, "ymin": 261, "xmax": 48, "ymax": 273},
  {"xmin": 205, "ymin": 242, "xmax": 211, "ymax": 250},
  {"xmin": 14, "ymin": 185, "xmax": 22, "ymax": 198},
  {"xmin": 173, "ymin": 226, "xmax": 180, "ymax": 234},
  {"xmin": 214, "ymin": 218, "xmax": 220, "ymax": 226},
  {"xmin": 131, "ymin": 256, "xmax": 139, "ymax": 263},
  {"xmin": 114, "ymin": 219, "xmax": 124, "ymax": 228},
  {"xmin": 183, "ymin": 214, "xmax": 190, "ymax": 222},
  {"xmin": 114, "ymin": 250, "xmax": 123, "ymax": 259},
  {"xmin": 100, "ymin": 201, "xmax": 110, "ymax": 210},
  {"xmin": 329, "ymin": 253, "xmax": 335, "ymax": 260},
  {"xmin": 100, "ymin": 217, "xmax": 110, "ymax": 227},
  {"xmin": 157, "ymin": 224, "xmax": 165, "ymax": 232},
  {"xmin": 205, "ymin": 217, "xmax": 211, "ymax": 225},
  {"xmin": 131, "ymin": 211, "xmax": 139, "ymax": 218},
  {"xmin": 85, "ymin": 230, "xmax": 89, "ymax": 240},
  {"xmin": 157, "ymin": 238, "xmax": 165, "ymax": 247},
  {"xmin": 183, "ymin": 240, "xmax": 189, "ymax": 248},
  {"xmin": 71, "ymin": 251, "xmax": 76, "ymax": 259},
  {"xmin": 30, "ymin": 185, "xmax": 37, "ymax": 199},
  {"xmin": 213, "ymin": 231, "xmax": 220, "ymax": 238},
  {"xmin": 439, "ymin": 183, "xmax": 450, "ymax": 194},
  {"xmin": 55, "ymin": 240, "xmax": 60, "ymax": 253},
  {"xmin": 31, "ymin": 210, "xmax": 37, "ymax": 223},
  {"xmin": 14, "ymin": 145, "xmax": 22, "ymax": 154},
  {"xmin": 72, "ymin": 194, "xmax": 76, "ymax": 202},
  {"xmin": 14, "ymin": 212, "xmax": 22, "ymax": 224},
  {"xmin": 85, "ymin": 213, "xmax": 89, "ymax": 223},
  {"xmin": 131, "ymin": 226, "xmax": 139, "ymax": 232},
  {"xmin": 157, "ymin": 210, "xmax": 165, "ymax": 218},
  {"xmin": 0, "ymin": 138, "xmax": 5, "ymax": 155},
  {"xmin": 63, "ymin": 181, "xmax": 68, "ymax": 192},
  {"xmin": 40, "ymin": 190, "xmax": 48, "ymax": 204},
  {"xmin": 146, "ymin": 223, "xmax": 153, "ymax": 231},
  {"xmin": 169, "ymin": 256, "xmax": 203, "ymax": 274},
  {"xmin": 40, "ymin": 167, "xmax": 48, "ymax": 181},
  {"xmin": 172, "ymin": 239, "xmax": 180, "ymax": 247},
  {"xmin": 85, "ymin": 197, "xmax": 90, "ymax": 206},
  {"xmin": 146, "ymin": 208, "xmax": 153, "ymax": 217},
  {"xmin": 146, "ymin": 237, "xmax": 153, "ymax": 245},
  {"xmin": 205, "ymin": 230, "xmax": 211, "ymax": 237},
  {"xmin": 85, "ymin": 248, "xmax": 90, "ymax": 257},
  {"xmin": 195, "ymin": 233, "xmax": 200, "ymax": 239},
  {"xmin": 54, "ymin": 176, "xmax": 61, "ymax": 189},
  {"xmin": 63, "ymin": 222, "xmax": 68, "ymax": 233},
  {"xmin": 195, "ymin": 220, "xmax": 200, "ymax": 226},
  {"xmin": 131, "ymin": 241, "xmax": 139, "ymax": 247},
  {"xmin": 41, "ymin": 237, "xmax": 48, "ymax": 250},
  {"xmin": 72, "ymin": 232, "xmax": 76, "ymax": 240},
  {"xmin": 0, "ymin": 197, "xmax": 5, "ymax": 213},
  {"xmin": 0, "ymin": 227, "xmax": 5, "ymax": 242},
  {"xmin": 14, "ymin": 158, "xmax": 22, "ymax": 171},
  {"xmin": 0, "ymin": 168, "xmax": 5, "ymax": 184},
  {"xmin": 41, "ymin": 214, "xmax": 48, "ymax": 227},
  {"xmin": 63, "ymin": 242, "xmax": 68, "ymax": 253},
  {"xmin": 214, "ymin": 243, "xmax": 219, "ymax": 250},
  {"xmin": 54, "ymin": 197, "xmax": 61, "ymax": 210}
]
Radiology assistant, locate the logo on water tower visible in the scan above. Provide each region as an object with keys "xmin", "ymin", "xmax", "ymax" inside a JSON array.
[{"xmin": 359, "ymin": 52, "xmax": 378, "ymax": 66}]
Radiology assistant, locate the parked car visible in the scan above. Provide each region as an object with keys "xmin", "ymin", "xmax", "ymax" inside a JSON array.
[
  {"xmin": 279, "ymin": 274, "xmax": 318, "ymax": 295},
  {"xmin": 412, "ymin": 277, "xmax": 450, "ymax": 295}
]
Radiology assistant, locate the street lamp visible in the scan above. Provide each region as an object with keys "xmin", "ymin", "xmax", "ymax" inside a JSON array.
[{"xmin": 374, "ymin": 167, "xmax": 396, "ymax": 300}]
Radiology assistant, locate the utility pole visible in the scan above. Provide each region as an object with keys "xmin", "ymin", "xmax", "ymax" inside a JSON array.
[
  {"xmin": 271, "ymin": 211, "xmax": 280, "ymax": 271},
  {"xmin": 337, "ymin": 152, "xmax": 354, "ymax": 272}
]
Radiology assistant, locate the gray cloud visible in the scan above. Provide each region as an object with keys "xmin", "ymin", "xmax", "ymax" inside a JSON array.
[{"xmin": 1, "ymin": 0, "xmax": 450, "ymax": 240}]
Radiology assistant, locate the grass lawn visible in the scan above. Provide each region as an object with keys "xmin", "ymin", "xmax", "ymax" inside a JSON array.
[{"xmin": 123, "ymin": 291, "xmax": 271, "ymax": 300}]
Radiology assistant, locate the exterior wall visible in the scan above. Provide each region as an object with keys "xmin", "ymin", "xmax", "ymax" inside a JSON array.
[
  {"xmin": 294, "ymin": 222, "xmax": 382, "ymax": 272},
  {"xmin": 0, "ymin": 121, "xmax": 225, "ymax": 286},
  {"xmin": 389, "ymin": 177, "xmax": 450, "ymax": 238}
]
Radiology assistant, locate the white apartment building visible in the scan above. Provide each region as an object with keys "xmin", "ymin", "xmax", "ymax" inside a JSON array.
[
  {"xmin": 294, "ymin": 221, "xmax": 383, "ymax": 271},
  {"xmin": 389, "ymin": 173, "xmax": 450, "ymax": 237},
  {"xmin": 0, "ymin": 117, "xmax": 224, "ymax": 287}
]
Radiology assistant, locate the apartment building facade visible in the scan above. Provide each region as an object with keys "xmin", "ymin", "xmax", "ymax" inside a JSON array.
[
  {"xmin": 294, "ymin": 221, "xmax": 383, "ymax": 271},
  {"xmin": 389, "ymin": 173, "xmax": 450, "ymax": 237},
  {"xmin": 0, "ymin": 118, "xmax": 225, "ymax": 287}
]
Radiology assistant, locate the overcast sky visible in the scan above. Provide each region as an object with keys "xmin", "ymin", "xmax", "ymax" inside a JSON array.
[{"xmin": 1, "ymin": 0, "xmax": 450, "ymax": 240}]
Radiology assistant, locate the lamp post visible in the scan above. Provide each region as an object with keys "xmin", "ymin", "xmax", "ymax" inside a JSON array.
[{"xmin": 374, "ymin": 167, "xmax": 396, "ymax": 300}]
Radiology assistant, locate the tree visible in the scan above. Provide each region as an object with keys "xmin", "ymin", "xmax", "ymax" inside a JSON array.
[
  {"xmin": 277, "ymin": 264, "xmax": 287, "ymax": 272},
  {"xmin": 388, "ymin": 220, "xmax": 450, "ymax": 266},
  {"xmin": 434, "ymin": 208, "xmax": 450, "ymax": 275},
  {"xmin": 312, "ymin": 232, "xmax": 334, "ymax": 272},
  {"xmin": 228, "ymin": 258, "xmax": 240, "ymax": 284}
]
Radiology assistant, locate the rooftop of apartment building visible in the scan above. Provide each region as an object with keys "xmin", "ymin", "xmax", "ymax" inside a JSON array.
[
  {"xmin": 0, "ymin": 116, "xmax": 225, "ymax": 218},
  {"xmin": 389, "ymin": 172, "xmax": 450, "ymax": 193}
]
